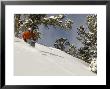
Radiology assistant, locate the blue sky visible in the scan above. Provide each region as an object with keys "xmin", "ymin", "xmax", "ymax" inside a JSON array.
[{"xmin": 36, "ymin": 14, "xmax": 91, "ymax": 48}]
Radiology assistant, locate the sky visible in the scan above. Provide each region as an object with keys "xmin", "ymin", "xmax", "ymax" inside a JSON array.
[{"xmin": 36, "ymin": 14, "xmax": 91, "ymax": 48}]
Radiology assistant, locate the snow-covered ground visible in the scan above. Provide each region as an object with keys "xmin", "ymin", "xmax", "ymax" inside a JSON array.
[{"xmin": 14, "ymin": 38, "xmax": 96, "ymax": 76}]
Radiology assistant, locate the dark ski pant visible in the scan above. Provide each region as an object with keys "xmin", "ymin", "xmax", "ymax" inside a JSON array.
[
  {"xmin": 27, "ymin": 39, "xmax": 35, "ymax": 47},
  {"xmin": 30, "ymin": 41, "xmax": 35, "ymax": 47}
]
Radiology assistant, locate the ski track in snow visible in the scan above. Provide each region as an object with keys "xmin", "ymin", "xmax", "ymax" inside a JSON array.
[{"xmin": 14, "ymin": 37, "xmax": 96, "ymax": 76}]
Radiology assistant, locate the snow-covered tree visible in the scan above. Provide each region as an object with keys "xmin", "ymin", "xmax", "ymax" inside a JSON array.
[
  {"xmin": 76, "ymin": 15, "xmax": 97, "ymax": 73},
  {"xmin": 14, "ymin": 14, "xmax": 73, "ymax": 38},
  {"xmin": 54, "ymin": 38, "xmax": 70, "ymax": 51},
  {"xmin": 89, "ymin": 58, "xmax": 97, "ymax": 73},
  {"xmin": 66, "ymin": 44, "xmax": 77, "ymax": 57},
  {"xmin": 14, "ymin": 14, "xmax": 22, "ymax": 37}
]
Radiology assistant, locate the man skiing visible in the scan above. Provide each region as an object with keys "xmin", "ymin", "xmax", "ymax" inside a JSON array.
[{"xmin": 22, "ymin": 27, "xmax": 38, "ymax": 47}]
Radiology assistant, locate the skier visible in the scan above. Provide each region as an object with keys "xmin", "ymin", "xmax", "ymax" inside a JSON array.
[{"xmin": 22, "ymin": 28, "xmax": 37, "ymax": 47}]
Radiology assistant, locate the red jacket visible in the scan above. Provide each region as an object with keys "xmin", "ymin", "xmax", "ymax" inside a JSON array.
[{"xmin": 22, "ymin": 31, "xmax": 36, "ymax": 41}]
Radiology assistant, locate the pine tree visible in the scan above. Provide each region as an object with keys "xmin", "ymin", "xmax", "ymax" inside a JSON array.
[
  {"xmin": 67, "ymin": 44, "xmax": 77, "ymax": 57},
  {"xmin": 77, "ymin": 15, "xmax": 97, "ymax": 64},
  {"xmin": 14, "ymin": 14, "xmax": 22, "ymax": 37},
  {"xmin": 54, "ymin": 38, "xmax": 70, "ymax": 51}
]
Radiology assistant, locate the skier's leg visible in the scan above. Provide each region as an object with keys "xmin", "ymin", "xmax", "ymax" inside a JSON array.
[
  {"xmin": 32, "ymin": 42, "xmax": 35, "ymax": 47},
  {"xmin": 30, "ymin": 40, "xmax": 35, "ymax": 47}
]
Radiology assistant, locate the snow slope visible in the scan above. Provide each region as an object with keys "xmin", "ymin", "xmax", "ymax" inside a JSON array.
[{"xmin": 14, "ymin": 38, "xmax": 96, "ymax": 76}]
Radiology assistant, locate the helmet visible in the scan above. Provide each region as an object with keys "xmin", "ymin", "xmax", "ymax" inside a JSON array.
[{"xmin": 28, "ymin": 28, "xmax": 31, "ymax": 31}]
